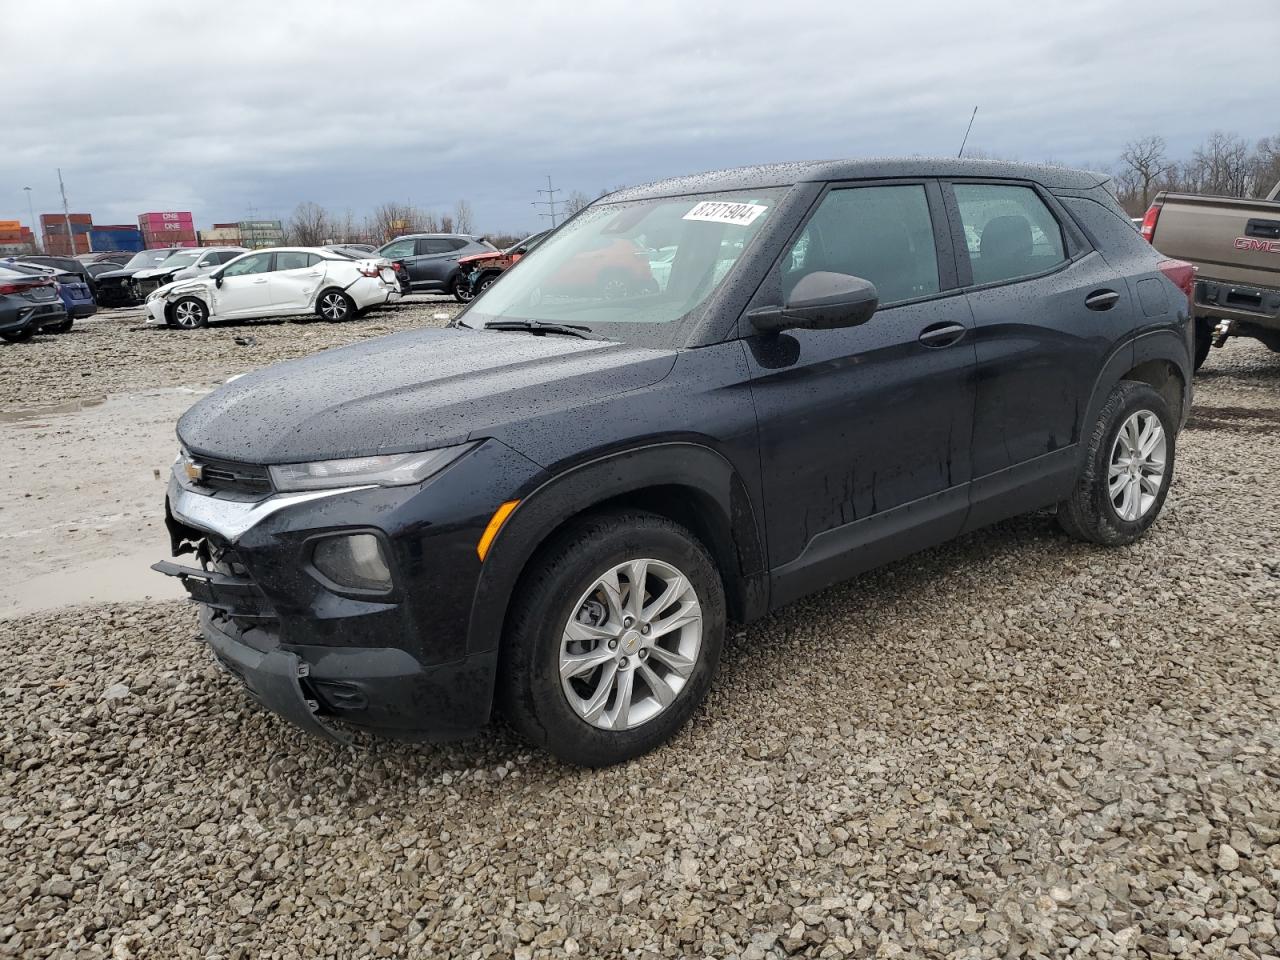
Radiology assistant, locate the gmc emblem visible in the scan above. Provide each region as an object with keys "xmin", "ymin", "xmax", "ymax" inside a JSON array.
[{"xmin": 1234, "ymin": 237, "xmax": 1280, "ymax": 253}]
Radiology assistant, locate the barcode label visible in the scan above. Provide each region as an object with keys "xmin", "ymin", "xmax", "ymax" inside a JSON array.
[{"xmin": 682, "ymin": 201, "xmax": 768, "ymax": 226}]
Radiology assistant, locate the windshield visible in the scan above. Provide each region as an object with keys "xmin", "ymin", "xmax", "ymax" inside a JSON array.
[
  {"xmin": 158, "ymin": 251, "xmax": 201, "ymax": 267},
  {"xmin": 461, "ymin": 189, "xmax": 784, "ymax": 347},
  {"xmin": 125, "ymin": 250, "xmax": 173, "ymax": 269}
]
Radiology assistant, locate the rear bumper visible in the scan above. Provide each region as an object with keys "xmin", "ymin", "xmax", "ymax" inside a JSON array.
[
  {"xmin": 1, "ymin": 301, "xmax": 65, "ymax": 334},
  {"xmin": 66, "ymin": 301, "xmax": 96, "ymax": 319},
  {"xmin": 1195, "ymin": 278, "xmax": 1280, "ymax": 331}
]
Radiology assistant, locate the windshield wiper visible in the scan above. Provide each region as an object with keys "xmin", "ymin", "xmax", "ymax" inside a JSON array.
[{"xmin": 483, "ymin": 319, "xmax": 606, "ymax": 340}]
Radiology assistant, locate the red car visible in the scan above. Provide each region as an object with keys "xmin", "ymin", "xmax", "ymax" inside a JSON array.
[{"xmin": 455, "ymin": 231, "xmax": 548, "ymax": 302}]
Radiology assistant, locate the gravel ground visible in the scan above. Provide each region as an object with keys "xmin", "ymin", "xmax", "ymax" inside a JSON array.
[
  {"xmin": 1, "ymin": 333, "xmax": 1278, "ymax": 959},
  {"xmin": 0, "ymin": 298, "xmax": 460, "ymax": 411}
]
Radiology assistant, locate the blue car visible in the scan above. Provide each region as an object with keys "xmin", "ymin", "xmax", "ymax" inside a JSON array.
[{"xmin": 0, "ymin": 259, "xmax": 94, "ymax": 332}]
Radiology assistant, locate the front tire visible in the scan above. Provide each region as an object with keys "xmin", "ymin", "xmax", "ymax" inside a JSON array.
[
  {"xmin": 316, "ymin": 289, "xmax": 354, "ymax": 322},
  {"xmin": 1058, "ymin": 380, "xmax": 1175, "ymax": 546},
  {"xmin": 453, "ymin": 276, "xmax": 474, "ymax": 303},
  {"xmin": 499, "ymin": 510, "xmax": 725, "ymax": 767},
  {"xmin": 168, "ymin": 297, "xmax": 209, "ymax": 329}
]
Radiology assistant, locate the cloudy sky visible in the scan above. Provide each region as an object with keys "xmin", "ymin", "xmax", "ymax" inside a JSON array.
[{"xmin": 3, "ymin": 0, "xmax": 1277, "ymax": 236}]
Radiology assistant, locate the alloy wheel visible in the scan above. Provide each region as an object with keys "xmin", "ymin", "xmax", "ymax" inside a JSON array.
[
  {"xmin": 1108, "ymin": 409, "xmax": 1166, "ymax": 521},
  {"xmin": 173, "ymin": 301, "xmax": 203, "ymax": 328},
  {"xmin": 559, "ymin": 558, "xmax": 702, "ymax": 731},
  {"xmin": 320, "ymin": 293, "xmax": 349, "ymax": 320}
]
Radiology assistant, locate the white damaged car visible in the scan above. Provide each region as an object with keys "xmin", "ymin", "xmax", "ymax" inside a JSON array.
[{"xmin": 145, "ymin": 247, "xmax": 401, "ymax": 329}]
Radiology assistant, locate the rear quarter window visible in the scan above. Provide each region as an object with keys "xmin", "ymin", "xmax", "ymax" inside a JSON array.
[{"xmin": 1057, "ymin": 196, "xmax": 1153, "ymax": 262}]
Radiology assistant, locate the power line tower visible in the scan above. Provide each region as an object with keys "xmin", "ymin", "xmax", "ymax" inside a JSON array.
[{"xmin": 532, "ymin": 175, "xmax": 562, "ymax": 227}]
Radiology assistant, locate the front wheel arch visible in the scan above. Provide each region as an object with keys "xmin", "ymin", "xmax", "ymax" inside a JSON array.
[{"xmin": 467, "ymin": 443, "xmax": 768, "ymax": 661}]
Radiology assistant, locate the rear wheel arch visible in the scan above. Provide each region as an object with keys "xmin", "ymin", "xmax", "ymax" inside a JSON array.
[
  {"xmin": 1080, "ymin": 330, "xmax": 1189, "ymax": 444},
  {"xmin": 467, "ymin": 443, "xmax": 767, "ymax": 659}
]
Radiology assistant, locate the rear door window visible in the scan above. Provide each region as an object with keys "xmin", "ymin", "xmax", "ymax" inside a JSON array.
[
  {"xmin": 419, "ymin": 238, "xmax": 454, "ymax": 255},
  {"xmin": 784, "ymin": 184, "xmax": 940, "ymax": 306},
  {"xmin": 953, "ymin": 184, "xmax": 1066, "ymax": 285},
  {"xmin": 275, "ymin": 251, "xmax": 315, "ymax": 271},
  {"xmin": 379, "ymin": 239, "xmax": 416, "ymax": 259}
]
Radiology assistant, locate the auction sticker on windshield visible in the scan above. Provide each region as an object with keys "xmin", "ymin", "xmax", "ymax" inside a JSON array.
[{"xmin": 682, "ymin": 200, "xmax": 768, "ymax": 226}]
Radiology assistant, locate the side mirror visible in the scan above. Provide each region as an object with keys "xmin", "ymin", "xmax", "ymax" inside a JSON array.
[
  {"xmin": 749, "ymin": 271, "xmax": 879, "ymax": 333},
  {"xmin": 213, "ymin": 272, "xmax": 224, "ymax": 287}
]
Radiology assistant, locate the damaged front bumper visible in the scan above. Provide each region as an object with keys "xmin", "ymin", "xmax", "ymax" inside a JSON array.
[{"xmin": 150, "ymin": 445, "xmax": 539, "ymax": 741}]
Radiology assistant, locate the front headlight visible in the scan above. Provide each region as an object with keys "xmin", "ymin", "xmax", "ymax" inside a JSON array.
[{"xmin": 268, "ymin": 443, "xmax": 475, "ymax": 492}]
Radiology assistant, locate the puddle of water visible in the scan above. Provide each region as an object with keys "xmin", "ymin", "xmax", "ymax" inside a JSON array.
[
  {"xmin": 0, "ymin": 396, "xmax": 106, "ymax": 423},
  {"xmin": 0, "ymin": 549, "xmax": 187, "ymax": 619},
  {"xmin": 0, "ymin": 386, "xmax": 209, "ymax": 424}
]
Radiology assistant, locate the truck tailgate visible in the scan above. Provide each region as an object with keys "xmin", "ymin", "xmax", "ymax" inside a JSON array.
[{"xmin": 1154, "ymin": 194, "xmax": 1280, "ymax": 289}]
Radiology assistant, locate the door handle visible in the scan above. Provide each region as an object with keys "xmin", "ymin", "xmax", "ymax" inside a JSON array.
[
  {"xmin": 918, "ymin": 321, "xmax": 967, "ymax": 348},
  {"xmin": 252, "ymin": 278, "xmax": 269, "ymax": 284},
  {"xmin": 1085, "ymin": 289, "xmax": 1120, "ymax": 311}
]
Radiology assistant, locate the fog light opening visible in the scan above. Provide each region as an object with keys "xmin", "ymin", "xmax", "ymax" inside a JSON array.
[{"xmin": 312, "ymin": 533, "xmax": 392, "ymax": 592}]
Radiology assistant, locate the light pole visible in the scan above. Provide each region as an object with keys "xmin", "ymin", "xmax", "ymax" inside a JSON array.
[{"xmin": 22, "ymin": 186, "xmax": 39, "ymax": 252}]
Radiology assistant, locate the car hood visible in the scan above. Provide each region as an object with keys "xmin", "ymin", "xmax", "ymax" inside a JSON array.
[
  {"xmin": 95, "ymin": 267, "xmax": 146, "ymax": 281},
  {"xmin": 133, "ymin": 266, "xmax": 181, "ymax": 279},
  {"xmin": 177, "ymin": 326, "xmax": 677, "ymax": 464},
  {"xmin": 458, "ymin": 251, "xmax": 502, "ymax": 266}
]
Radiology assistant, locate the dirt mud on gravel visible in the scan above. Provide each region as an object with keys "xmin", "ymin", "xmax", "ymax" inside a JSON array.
[
  {"xmin": 1, "ymin": 322, "xmax": 1277, "ymax": 959},
  {"xmin": 0, "ymin": 299, "xmax": 459, "ymax": 616}
]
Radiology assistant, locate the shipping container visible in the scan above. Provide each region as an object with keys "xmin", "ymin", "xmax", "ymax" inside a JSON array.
[
  {"xmin": 0, "ymin": 220, "xmax": 20, "ymax": 231},
  {"xmin": 237, "ymin": 219, "xmax": 284, "ymax": 249},
  {"xmin": 40, "ymin": 213, "xmax": 91, "ymax": 227},
  {"xmin": 90, "ymin": 228, "xmax": 144, "ymax": 252},
  {"xmin": 44, "ymin": 235, "xmax": 92, "ymax": 256},
  {"xmin": 199, "ymin": 227, "xmax": 241, "ymax": 245},
  {"xmin": 138, "ymin": 211, "xmax": 194, "ymax": 231}
]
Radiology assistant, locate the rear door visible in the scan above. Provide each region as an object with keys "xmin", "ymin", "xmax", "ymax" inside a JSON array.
[
  {"xmin": 378, "ymin": 238, "xmax": 420, "ymax": 283},
  {"xmin": 943, "ymin": 179, "xmax": 1135, "ymax": 527},
  {"xmin": 415, "ymin": 237, "xmax": 464, "ymax": 286},
  {"xmin": 270, "ymin": 251, "xmax": 326, "ymax": 309}
]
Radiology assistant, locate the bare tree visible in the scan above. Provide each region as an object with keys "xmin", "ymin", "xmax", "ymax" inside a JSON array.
[
  {"xmin": 331, "ymin": 208, "xmax": 360, "ymax": 244},
  {"xmin": 1185, "ymin": 132, "xmax": 1254, "ymax": 197},
  {"xmin": 286, "ymin": 202, "xmax": 331, "ymax": 246},
  {"xmin": 1252, "ymin": 134, "xmax": 1280, "ymax": 198},
  {"xmin": 453, "ymin": 199, "xmax": 474, "ymax": 234},
  {"xmin": 562, "ymin": 191, "xmax": 592, "ymax": 217},
  {"xmin": 369, "ymin": 202, "xmax": 422, "ymax": 242},
  {"xmin": 1119, "ymin": 136, "xmax": 1172, "ymax": 209}
]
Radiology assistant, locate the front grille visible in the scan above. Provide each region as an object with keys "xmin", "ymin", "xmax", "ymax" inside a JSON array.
[
  {"xmin": 134, "ymin": 278, "xmax": 166, "ymax": 297},
  {"xmin": 192, "ymin": 456, "xmax": 273, "ymax": 495}
]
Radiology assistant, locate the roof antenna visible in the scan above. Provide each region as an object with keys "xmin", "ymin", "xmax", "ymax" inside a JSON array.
[{"xmin": 957, "ymin": 106, "xmax": 978, "ymax": 158}]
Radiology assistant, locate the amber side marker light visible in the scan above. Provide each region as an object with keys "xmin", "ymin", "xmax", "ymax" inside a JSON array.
[{"xmin": 477, "ymin": 500, "xmax": 520, "ymax": 561}]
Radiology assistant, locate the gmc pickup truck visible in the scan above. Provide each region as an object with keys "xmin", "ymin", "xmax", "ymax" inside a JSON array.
[{"xmin": 1143, "ymin": 181, "xmax": 1280, "ymax": 368}]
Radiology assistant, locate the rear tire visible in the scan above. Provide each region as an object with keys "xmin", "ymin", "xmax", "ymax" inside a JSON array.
[
  {"xmin": 1058, "ymin": 380, "xmax": 1175, "ymax": 546},
  {"xmin": 46, "ymin": 317, "xmax": 74, "ymax": 334},
  {"xmin": 316, "ymin": 289, "xmax": 354, "ymax": 322},
  {"xmin": 1, "ymin": 328, "xmax": 34, "ymax": 343},
  {"xmin": 1193, "ymin": 318, "xmax": 1212, "ymax": 371},
  {"xmin": 499, "ymin": 510, "xmax": 725, "ymax": 767},
  {"xmin": 168, "ymin": 297, "xmax": 209, "ymax": 330}
]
